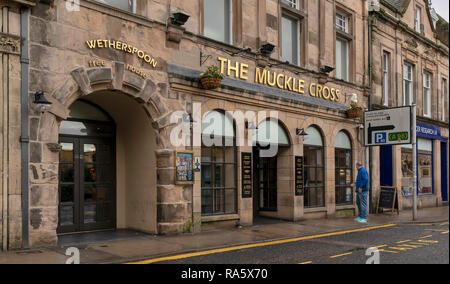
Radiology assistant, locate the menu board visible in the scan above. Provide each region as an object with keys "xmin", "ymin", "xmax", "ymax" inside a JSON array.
[
  {"xmin": 175, "ymin": 151, "xmax": 194, "ymax": 185},
  {"xmin": 295, "ymin": 156, "xmax": 304, "ymax": 196},
  {"xmin": 241, "ymin": 152, "xmax": 252, "ymax": 198}
]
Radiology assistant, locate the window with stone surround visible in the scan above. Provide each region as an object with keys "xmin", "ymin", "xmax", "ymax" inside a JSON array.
[
  {"xmin": 403, "ymin": 63, "xmax": 414, "ymax": 106},
  {"xmin": 423, "ymin": 71, "xmax": 431, "ymax": 118},
  {"xmin": 280, "ymin": 0, "xmax": 306, "ymax": 67},
  {"xmin": 442, "ymin": 78, "xmax": 447, "ymax": 122},
  {"xmin": 335, "ymin": 8, "xmax": 354, "ymax": 82},
  {"xmin": 382, "ymin": 51, "xmax": 390, "ymax": 106},
  {"xmin": 94, "ymin": 0, "xmax": 137, "ymax": 13},
  {"xmin": 415, "ymin": 6, "xmax": 422, "ymax": 33}
]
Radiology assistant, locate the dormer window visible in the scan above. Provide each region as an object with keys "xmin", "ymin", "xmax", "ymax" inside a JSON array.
[{"xmin": 415, "ymin": 7, "xmax": 421, "ymax": 33}]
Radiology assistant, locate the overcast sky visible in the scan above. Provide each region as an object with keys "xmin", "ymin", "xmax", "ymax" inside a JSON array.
[{"xmin": 431, "ymin": 1, "xmax": 449, "ymax": 22}]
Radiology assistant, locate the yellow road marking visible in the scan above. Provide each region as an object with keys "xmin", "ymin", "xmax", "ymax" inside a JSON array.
[
  {"xmin": 409, "ymin": 242, "xmax": 430, "ymax": 246},
  {"xmin": 126, "ymin": 224, "xmax": 397, "ymax": 264},
  {"xmin": 398, "ymin": 244, "xmax": 422, "ymax": 248},
  {"xmin": 374, "ymin": 244, "xmax": 387, "ymax": 248},
  {"xmin": 417, "ymin": 239, "xmax": 439, "ymax": 244},
  {"xmin": 420, "ymin": 235, "xmax": 433, "ymax": 239},
  {"xmin": 396, "ymin": 240, "xmax": 412, "ymax": 244},
  {"xmin": 378, "ymin": 249, "xmax": 398, "ymax": 254},
  {"xmin": 441, "ymin": 230, "xmax": 449, "ymax": 234},
  {"xmin": 425, "ymin": 229, "xmax": 447, "ymax": 232},
  {"xmin": 330, "ymin": 252, "xmax": 353, "ymax": 259},
  {"xmin": 440, "ymin": 222, "xmax": 449, "ymax": 226},
  {"xmin": 389, "ymin": 246, "xmax": 413, "ymax": 251},
  {"xmin": 299, "ymin": 261, "xmax": 312, "ymax": 264}
]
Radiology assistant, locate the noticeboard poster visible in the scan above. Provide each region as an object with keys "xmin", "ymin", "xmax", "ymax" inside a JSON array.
[
  {"xmin": 241, "ymin": 152, "xmax": 253, "ymax": 198},
  {"xmin": 175, "ymin": 151, "xmax": 194, "ymax": 185},
  {"xmin": 295, "ymin": 156, "xmax": 304, "ymax": 196}
]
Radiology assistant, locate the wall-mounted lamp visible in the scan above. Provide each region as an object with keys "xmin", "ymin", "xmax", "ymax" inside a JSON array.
[
  {"xmin": 33, "ymin": 91, "xmax": 52, "ymax": 113},
  {"xmin": 170, "ymin": 12, "xmax": 190, "ymax": 26},
  {"xmin": 183, "ymin": 113, "xmax": 196, "ymax": 128},
  {"xmin": 260, "ymin": 43, "xmax": 275, "ymax": 55},
  {"xmin": 245, "ymin": 121, "xmax": 258, "ymax": 130},
  {"xmin": 296, "ymin": 128, "xmax": 308, "ymax": 136},
  {"xmin": 320, "ymin": 65, "xmax": 335, "ymax": 74}
]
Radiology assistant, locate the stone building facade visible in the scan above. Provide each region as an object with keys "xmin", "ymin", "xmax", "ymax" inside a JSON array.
[
  {"xmin": 0, "ymin": 0, "xmax": 446, "ymax": 250},
  {"xmin": 370, "ymin": 0, "xmax": 449, "ymax": 210}
]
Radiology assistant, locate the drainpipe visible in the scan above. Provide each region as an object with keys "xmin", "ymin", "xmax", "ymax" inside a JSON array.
[
  {"xmin": 20, "ymin": 6, "xmax": 30, "ymax": 249},
  {"xmin": 367, "ymin": 4, "xmax": 374, "ymax": 212},
  {"xmin": 1, "ymin": 6, "xmax": 9, "ymax": 252}
]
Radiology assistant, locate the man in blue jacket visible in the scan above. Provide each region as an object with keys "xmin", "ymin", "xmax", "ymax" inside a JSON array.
[{"xmin": 353, "ymin": 162, "xmax": 369, "ymax": 223}]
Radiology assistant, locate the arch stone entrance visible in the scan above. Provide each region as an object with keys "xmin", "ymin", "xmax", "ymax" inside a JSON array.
[{"xmin": 28, "ymin": 64, "xmax": 188, "ymax": 247}]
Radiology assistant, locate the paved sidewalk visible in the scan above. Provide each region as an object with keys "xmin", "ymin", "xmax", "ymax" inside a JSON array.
[{"xmin": 0, "ymin": 206, "xmax": 448, "ymax": 264}]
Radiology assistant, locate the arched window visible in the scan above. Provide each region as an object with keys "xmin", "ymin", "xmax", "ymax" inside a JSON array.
[
  {"xmin": 254, "ymin": 119, "xmax": 290, "ymax": 146},
  {"xmin": 335, "ymin": 131, "xmax": 353, "ymax": 205},
  {"xmin": 201, "ymin": 110, "xmax": 237, "ymax": 216},
  {"xmin": 303, "ymin": 126, "xmax": 325, "ymax": 208}
]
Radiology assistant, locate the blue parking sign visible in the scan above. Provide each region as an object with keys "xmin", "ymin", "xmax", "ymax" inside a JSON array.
[{"xmin": 374, "ymin": 132, "xmax": 387, "ymax": 144}]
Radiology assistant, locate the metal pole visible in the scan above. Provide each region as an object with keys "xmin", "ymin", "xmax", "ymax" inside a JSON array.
[{"xmin": 411, "ymin": 104, "xmax": 417, "ymax": 220}]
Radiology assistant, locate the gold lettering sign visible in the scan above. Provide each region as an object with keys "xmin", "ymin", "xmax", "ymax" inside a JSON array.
[
  {"xmin": 218, "ymin": 57, "xmax": 341, "ymax": 103},
  {"xmin": 86, "ymin": 39, "xmax": 158, "ymax": 68}
]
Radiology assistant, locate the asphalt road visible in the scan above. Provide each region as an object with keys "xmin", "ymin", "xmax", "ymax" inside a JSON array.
[{"xmin": 147, "ymin": 221, "xmax": 449, "ymax": 264}]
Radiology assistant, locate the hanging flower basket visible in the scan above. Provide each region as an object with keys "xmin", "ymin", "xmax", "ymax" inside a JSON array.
[
  {"xmin": 200, "ymin": 76, "xmax": 222, "ymax": 90},
  {"xmin": 199, "ymin": 65, "xmax": 225, "ymax": 90},
  {"xmin": 347, "ymin": 109, "xmax": 363, "ymax": 119}
]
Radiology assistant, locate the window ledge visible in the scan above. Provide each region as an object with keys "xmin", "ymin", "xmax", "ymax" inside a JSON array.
[
  {"xmin": 336, "ymin": 204, "xmax": 355, "ymax": 210},
  {"xmin": 280, "ymin": 3, "xmax": 307, "ymax": 19},
  {"xmin": 336, "ymin": 30, "xmax": 355, "ymax": 41},
  {"xmin": 304, "ymin": 207, "xmax": 327, "ymax": 213},
  {"xmin": 201, "ymin": 214, "xmax": 240, "ymax": 223}
]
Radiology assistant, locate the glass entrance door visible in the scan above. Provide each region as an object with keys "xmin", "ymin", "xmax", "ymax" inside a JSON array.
[
  {"xmin": 253, "ymin": 148, "xmax": 277, "ymax": 215},
  {"xmin": 58, "ymin": 137, "xmax": 115, "ymax": 234}
]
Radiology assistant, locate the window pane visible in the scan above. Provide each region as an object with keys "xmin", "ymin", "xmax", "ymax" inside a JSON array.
[
  {"xmin": 204, "ymin": 0, "xmax": 231, "ymax": 43},
  {"xmin": 60, "ymin": 184, "xmax": 74, "ymax": 203},
  {"xmin": 201, "ymin": 189, "xmax": 213, "ymax": 214},
  {"xmin": 282, "ymin": 15, "xmax": 298, "ymax": 65},
  {"xmin": 60, "ymin": 164, "xmax": 74, "ymax": 183},
  {"xmin": 336, "ymin": 38, "xmax": 348, "ymax": 81},
  {"xmin": 60, "ymin": 143, "xmax": 74, "ymax": 162}
]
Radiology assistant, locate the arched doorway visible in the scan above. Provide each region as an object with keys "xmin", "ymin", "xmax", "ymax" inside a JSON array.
[
  {"xmin": 252, "ymin": 119, "xmax": 291, "ymax": 218},
  {"xmin": 58, "ymin": 100, "xmax": 116, "ymax": 234}
]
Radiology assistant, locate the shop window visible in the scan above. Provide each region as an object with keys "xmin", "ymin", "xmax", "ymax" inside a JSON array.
[
  {"xmin": 203, "ymin": 0, "xmax": 233, "ymax": 44},
  {"xmin": 303, "ymin": 126, "xmax": 325, "ymax": 208},
  {"xmin": 201, "ymin": 110, "xmax": 237, "ymax": 216},
  {"xmin": 94, "ymin": 0, "xmax": 137, "ymax": 13},
  {"xmin": 423, "ymin": 72, "xmax": 431, "ymax": 118},
  {"xmin": 335, "ymin": 131, "xmax": 353, "ymax": 205},
  {"xmin": 401, "ymin": 139, "xmax": 434, "ymax": 197},
  {"xmin": 403, "ymin": 63, "xmax": 413, "ymax": 106}
]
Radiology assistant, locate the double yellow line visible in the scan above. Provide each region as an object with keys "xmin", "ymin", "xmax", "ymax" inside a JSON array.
[{"xmin": 126, "ymin": 224, "xmax": 396, "ymax": 264}]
